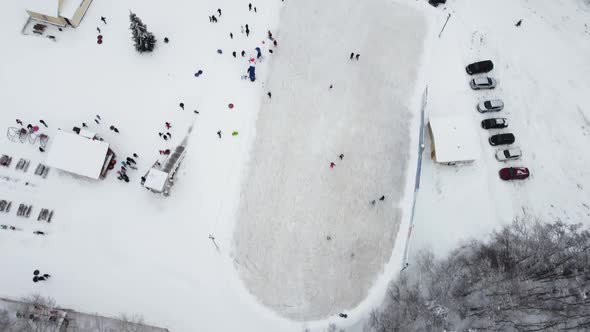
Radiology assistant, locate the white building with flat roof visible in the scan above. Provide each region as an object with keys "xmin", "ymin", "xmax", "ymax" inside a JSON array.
[
  {"xmin": 428, "ymin": 115, "xmax": 480, "ymax": 165},
  {"xmin": 46, "ymin": 130, "xmax": 113, "ymax": 180}
]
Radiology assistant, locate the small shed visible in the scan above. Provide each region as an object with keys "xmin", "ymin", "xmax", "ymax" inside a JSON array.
[
  {"xmin": 25, "ymin": 0, "xmax": 93, "ymax": 28},
  {"xmin": 46, "ymin": 130, "xmax": 114, "ymax": 180},
  {"xmin": 428, "ymin": 115, "xmax": 480, "ymax": 165}
]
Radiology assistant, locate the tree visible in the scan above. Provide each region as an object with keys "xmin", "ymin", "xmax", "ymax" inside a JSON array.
[
  {"xmin": 368, "ymin": 217, "xmax": 590, "ymax": 332},
  {"xmin": 129, "ymin": 11, "xmax": 156, "ymax": 53}
]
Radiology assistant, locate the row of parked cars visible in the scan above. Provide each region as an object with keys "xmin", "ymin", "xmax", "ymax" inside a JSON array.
[{"xmin": 466, "ymin": 60, "xmax": 530, "ymax": 181}]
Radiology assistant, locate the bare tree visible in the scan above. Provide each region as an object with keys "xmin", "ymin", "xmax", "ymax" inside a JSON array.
[
  {"xmin": 0, "ymin": 309, "xmax": 12, "ymax": 331},
  {"xmin": 368, "ymin": 217, "xmax": 590, "ymax": 332}
]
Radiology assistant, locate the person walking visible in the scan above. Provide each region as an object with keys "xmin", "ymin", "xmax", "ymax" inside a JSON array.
[
  {"xmin": 273, "ymin": 40, "xmax": 278, "ymax": 47},
  {"xmin": 217, "ymin": 8, "xmax": 222, "ymax": 16},
  {"xmin": 379, "ymin": 195, "xmax": 385, "ymax": 201},
  {"xmin": 217, "ymin": 130, "xmax": 222, "ymax": 139},
  {"xmin": 179, "ymin": 102, "xmax": 185, "ymax": 110},
  {"xmin": 330, "ymin": 162, "xmax": 336, "ymax": 168},
  {"xmin": 16, "ymin": 119, "xmax": 23, "ymax": 125},
  {"xmin": 267, "ymin": 92, "xmax": 272, "ymax": 98},
  {"xmin": 268, "ymin": 30, "xmax": 273, "ymax": 40},
  {"xmin": 246, "ymin": 25, "xmax": 250, "ymax": 37},
  {"xmin": 339, "ymin": 313, "xmax": 348, "ymax": 318},
  {"xmin": 339, "ymin": 154, "xmax": 344, "ymax": 160},
  {"xmin": 515, "ymin": 19, "xmax": 523, "ymax": 27},
  {"xmin": 97, "ymin": 27, "xmax": 101, "ymax": 33},
  {"xmin": 356, "ymin": 54, "xmax": 360, "ymax": 60},
  {"xmin": 165, "ymin": 122, "xmax": 171, "ymax": 129},
  {"xmin": 230, "ymin": 32, "xmax": 233, "ymax": 39},
  {"xmin": 100, "ymin": 16, "xmax": 107, "ymax": 24},
  {"xmin": 232, "ymin": 51, "xmax": 237, "ymax": 58},
  {"xmin": 249, "ymin": 3, "xmax": 252, "ymax": 11},
  {"xmin": 241, "ymin": 50, "xmax": 246, "ymax": 57},
  {"xmin": 350, "ymin": 52, "xmax": 354, "ymax": 59}
]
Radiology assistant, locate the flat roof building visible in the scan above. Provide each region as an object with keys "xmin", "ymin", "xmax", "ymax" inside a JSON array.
[
  {"xmin": 25, "ymin": 0, "xmax": 93, "ymax": 28},
  {"xmin": 46, "ymin": 130, "xmax": 113, "ymax": 180},
  {"xmin": 428, "ymin": 115, "xmax": 480, "ymax": 165}
]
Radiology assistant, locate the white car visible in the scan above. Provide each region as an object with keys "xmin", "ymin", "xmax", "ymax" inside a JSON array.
[
  {"xmin": 477, "ymin": 99, "xmax": 504, "ymax": 113},
  {"xmin": 495, "ymin": 148, "xmax": 522, "ymax": 161},
  {"xmin": 470, "ymin": 77, "xmax": 497, "ymax": 90}
]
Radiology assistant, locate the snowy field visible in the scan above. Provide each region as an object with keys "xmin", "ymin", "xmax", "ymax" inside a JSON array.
[
  {"xmin": 410, "ymin": 0, "xmax": 590, "ymax": 260},
  {"xmin": 1, "ymin": 0, "xmax": 588, "ymax": 331},
  {"xmin": 0, "ymin": 0, "xmax": 429, "ymax": 331},
  {"xmin": 233, "ymin": 0, "xmax": 425, "ymax": 321}
]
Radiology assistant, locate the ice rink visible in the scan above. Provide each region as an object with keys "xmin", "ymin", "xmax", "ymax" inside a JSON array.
[{"xmin": 233, "ymin": 0, "xmax": 427, "ymax": 320}]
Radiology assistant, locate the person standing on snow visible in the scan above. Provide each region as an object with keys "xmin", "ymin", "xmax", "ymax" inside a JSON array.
[
  {"xmin": 249, "ymin": 3, "xmax": 252, "ymax": 11},
  {"xmin": 255, "ymin": 47, "xmax": 262, "ymax": 59},
  {"xmin": 100, "ymin": 16, "xmax": 107, "ymax": 24}
]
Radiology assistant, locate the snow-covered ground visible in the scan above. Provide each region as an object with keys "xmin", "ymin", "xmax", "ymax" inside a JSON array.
[
  {"xmin": 410, "ymin": 0, "xmax": 590, "ymax": 259},
  {"xmin": 233, "ymin": 0, "xmax": 426, "ymax": 321},
  {"xmin": 1, "ymin": 0, "xmax": 589, "ymax": 331}
]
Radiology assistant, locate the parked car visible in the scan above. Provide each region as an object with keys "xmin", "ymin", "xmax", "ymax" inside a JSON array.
[
  {"xmin": 470, "ymin": 77, "xmax": 497, "ymax": 90},
  {"xmin": 466, "ymin": 60, "xmax": 494, "ymax": 75},
  {"xmin": 496, "ymin": 148, "xmax": 522, "ymax": 161},
  {"xmin": 499, "ymin": 167, "xmax": 530, "ymax": 180},
  {"xmin": 489, "ymin": 133, "xmax": 515, "ymax": 146},
  {"xmin": 481, "ymin": 118, "xmax": 508, "ymax": 129},
  {"xmin": 477, "ymin": 99, "xmax": 504, "ymax": 113}
]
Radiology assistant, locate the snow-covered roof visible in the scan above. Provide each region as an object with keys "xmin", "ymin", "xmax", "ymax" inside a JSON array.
[
  {"xmin": 144, "ymin": 168, "xmax": 168, "ymax": 192},
  {"xmin": 59, "ymin": 0, "xmax": 85, "ymax": 20},
  {"xmin": 429, "ymin": 115, "xmax": 480, "ymax": 163},
  {"xmin": 46, "ymin": 131, "xmax": 109, "ymax": 180},
  {"xmin": 25, "ymin": 0, "xmax": 59, "ymax": 17}
]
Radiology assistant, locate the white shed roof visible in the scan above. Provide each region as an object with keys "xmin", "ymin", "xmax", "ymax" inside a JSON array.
[
  {"xmin": 25, "ymin": 0, "xmax": 59, "ymax": 17},
  {"xmin": 144, "ymin": 169, "xmax": 168, "ymax": 192},
  {"xmin": 59, "ymin": 0, "xmax": 85, "ymax": 19},
  {"xmin": 46, "ymin": 131, "xmax": 109, "ymax": 180},
  {"xmin": 429, "ymin": 115, "xmax": 480, "ymax": 163}
]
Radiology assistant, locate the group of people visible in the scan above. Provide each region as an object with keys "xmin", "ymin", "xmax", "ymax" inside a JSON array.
[
  {"xmin": 117, "ymin": 154, "xmax": 139, "ymax": 182},
  {"xmin": 32, "ymin": 269, "xmax": 51, "ymax": 283}
]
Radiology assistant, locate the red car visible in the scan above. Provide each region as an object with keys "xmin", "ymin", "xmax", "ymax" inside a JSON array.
[{"xmin": 499, "ymin": 167, "xmax": 530, "ymax": 181}]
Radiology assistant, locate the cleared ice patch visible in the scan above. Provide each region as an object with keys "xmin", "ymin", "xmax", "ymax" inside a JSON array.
[{"xmin": 232, "ymin": 0, "xmax": 427, "ymax": 321}]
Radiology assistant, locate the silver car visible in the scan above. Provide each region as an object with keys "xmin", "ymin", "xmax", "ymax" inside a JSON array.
[
  {"xmin": 470, "ymin": 77, "xmax": 497, "ymax": 90},
  {"xmin": 495, "ymin": 147, "xmax": 522, "ymax": 161},
  {"xmin": 477, "ymin": 99, "xmax": 504, "ymax": 113}
]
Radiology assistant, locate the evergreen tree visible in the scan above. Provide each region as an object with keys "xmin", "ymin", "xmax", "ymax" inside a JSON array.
[{"xmin": 129, "ymin": 11, "xmax": 156, "ymax": 53}]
